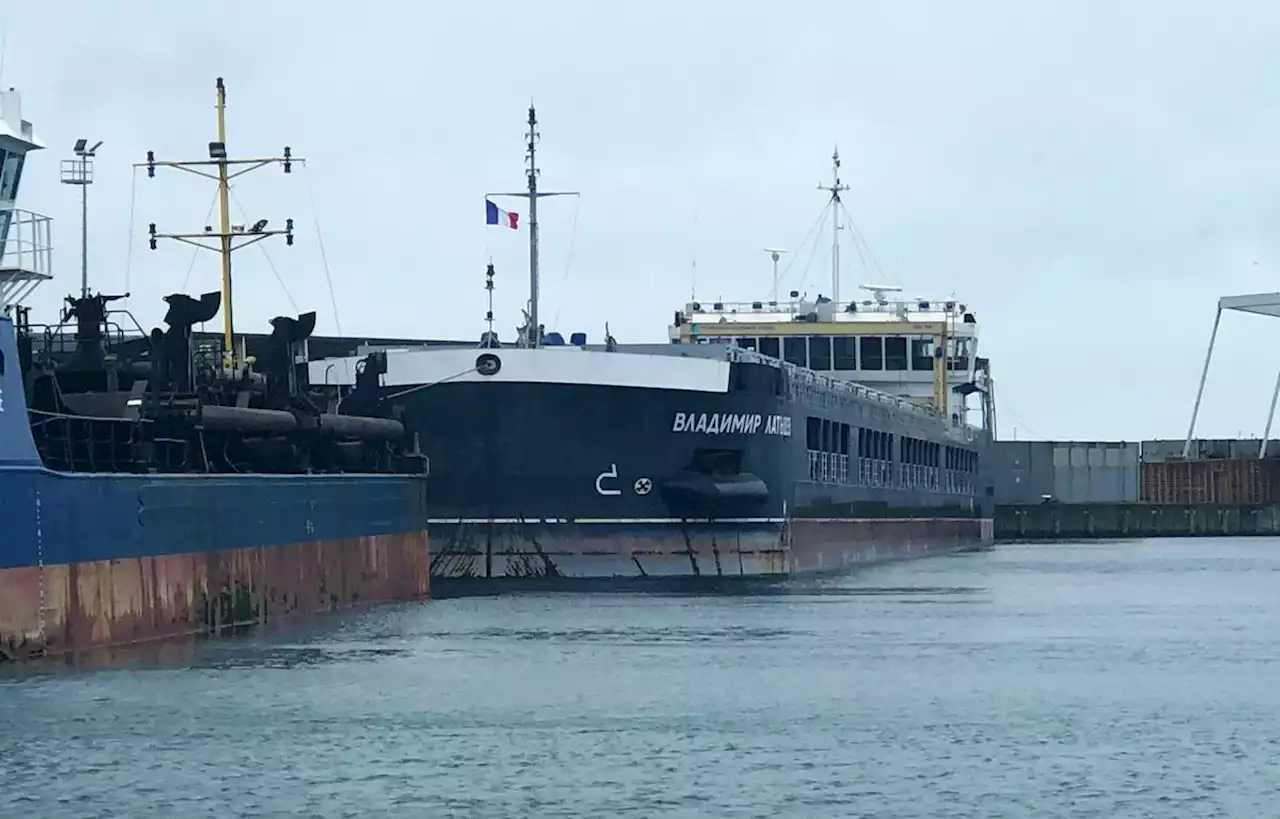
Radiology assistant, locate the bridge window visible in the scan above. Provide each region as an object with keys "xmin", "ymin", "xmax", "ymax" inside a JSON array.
[
  {"xmin": 949, "ymin": 338, "xmax": 972, "ymax": 371},
  {"xmin": 759, "ymin": 337, "xmax": 780, "ymax": 358},
  {"xmin": 833, "ymin": 336, "xmax": 857, "ymax": 370},
  {"xmin": 0, "ymin": 149, "xmax": 24, "ymax": 204},
  {"xmin": 738, "ymin": 337, "xmax": 757, "ymax": 351},
  {"xmin": 911, "ymin": 338, "xmax": 933, "ymax": 371},
  {"xmin": 808, "ymin": 336, "xmax": 831, "ymax": 370},
  {"xmin": 884, "ymin": 336, "xmax": 907, "ymax": 371},
  {"xmin": 806, "ymin": 416, "xmax": 821, "ymax": 449},
  {"xmin": 859, "ymin": 336, "xmax": 883, "ymax": 370},
  {"xmin": 783, "ymin": 337, "xmax": 807, "ymax": 367}
]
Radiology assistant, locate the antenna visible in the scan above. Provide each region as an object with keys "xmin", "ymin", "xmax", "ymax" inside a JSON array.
[
  {"xmin": 60, "ymin": 138, "xmax": 103, "ymax": 298},
  {"xmin": 690, "ymin": 213, "xmax": 699, "ymax": 301},
  {"xmin": 817, "ymin": 147, "xmax": 849, "ymax": 304},
  {"xmin": 763, "ymin": 247, "xmax": 788, "ymax": 304},
  {"xmin": 137, "ymin": 76, "xmax": 300, "ymax": 369},
  {"xmin": 482, "ymin": 261, "xmax": 497, "ymax": 347},
  {"xmin": 486, "ymin": 104, "xmax": 579, "ymax": 349},
  {"xmin": 860, "ymin": 283, "xmax": 902, "ymax": 306}
]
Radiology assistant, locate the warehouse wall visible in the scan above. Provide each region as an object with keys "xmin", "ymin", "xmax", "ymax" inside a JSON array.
[{"xmin": 991, "ymin": 441, "xmax": 1140, "ymax": 504}]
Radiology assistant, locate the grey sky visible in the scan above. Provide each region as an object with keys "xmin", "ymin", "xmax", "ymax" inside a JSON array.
[{"xmin": 6, "ymin": 0, "xmax": 1280, "ymax": 442}]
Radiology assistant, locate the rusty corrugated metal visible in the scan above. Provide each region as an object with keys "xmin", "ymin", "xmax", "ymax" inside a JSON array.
[
  {"xmin": 0, "ymin": 531, "xmax": 429, "ymax": 661},
  {"xmin": 1139, "ymin": 458, "xmax": 1278, "ymax": 505}
]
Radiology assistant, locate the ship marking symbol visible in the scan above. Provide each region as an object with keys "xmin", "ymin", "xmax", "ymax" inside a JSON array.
[
  {"xmin": 595, "ymin": 464, "xmax": 621, "ymax": 496},
  {"xmin": 633, "ymin": 478, "xmax": 652, "ymax": 496}
]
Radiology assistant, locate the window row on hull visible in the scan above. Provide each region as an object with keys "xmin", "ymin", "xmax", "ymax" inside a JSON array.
[{"xmin": 804, "ymin": 417, "xmax": 979, "ymax": 471}]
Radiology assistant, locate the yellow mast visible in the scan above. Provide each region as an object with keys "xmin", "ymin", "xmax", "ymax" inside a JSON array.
[
  {"xmin": 139, "ymin": 76, "xmax": 300, "ymax": 370},
  {"xmin": 215, "ymin": 78, "xmax": 234, "ymax": 354}
]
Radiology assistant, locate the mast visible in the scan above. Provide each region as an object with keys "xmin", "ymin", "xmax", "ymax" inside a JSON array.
[
  {"xmin": 139, "ymin": 76, "xmax": 299, "ymax": 369},
  {"xmin": 215, "ymin": 78, "xmax": 233, "ymax": 348},
  {"xmin": 526, "ymin": 106, "xmax": 540, "ymax": 346},
  {"xmin": 817, "ymin": 147, "xmax": 849, "ymax": 304},
  {"xmin": 487, "ymin": 104, "xmax": 577, "ymax": 349},
  {"xmin": 59, "ymin": 138, "xmax": 102, "ymax": 299}
]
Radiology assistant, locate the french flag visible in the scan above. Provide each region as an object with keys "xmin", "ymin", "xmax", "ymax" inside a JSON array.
[{"xmin": 485, "ymin": 199, "xmax": 519, "ymax": 230}]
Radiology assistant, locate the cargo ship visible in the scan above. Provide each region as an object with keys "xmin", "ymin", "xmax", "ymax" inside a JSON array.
[
  {"xmin": 310, "ymin": 108, "xmax": 996, "ymax": 586},
  {"xmin": 0, "ymin": 78, "xmax": 431, "ymax": 661}
]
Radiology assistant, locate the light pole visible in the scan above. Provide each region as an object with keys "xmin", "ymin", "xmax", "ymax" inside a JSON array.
[
  {"xmin": 60, "ymin": 138, "xmax": 102, "ymax": 298},
  {"xmin": 763, "ymin": 247, "xmax": 787, "ymax": 304}
]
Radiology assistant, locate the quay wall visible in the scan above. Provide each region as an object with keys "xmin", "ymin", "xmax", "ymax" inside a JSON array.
[{"xmin": 995, "ymin": 501, "xmax": 1280, "ymax": 541}]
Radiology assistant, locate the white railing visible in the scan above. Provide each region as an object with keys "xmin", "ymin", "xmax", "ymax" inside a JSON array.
[
  {"xmin": 805, "ymin": 450, "xmax": 978, "ymax": 495},
  {"xmin": 687, "ymin": 296, "xmax": 970, "ymax": 319},
  {"xmin": 0, "ymin": 207, "xmax": 53, "ymax": 313},
  {"xmin": 807, "ymin": 451, "xmax": 851, "ymax": 484},
  {"xmin": 729, "ymin": 346, "xmax": 978, "ymax": 442},
  {"xmin": 731, "ymin": 346, "xmax": 930, "ymax": 418}
]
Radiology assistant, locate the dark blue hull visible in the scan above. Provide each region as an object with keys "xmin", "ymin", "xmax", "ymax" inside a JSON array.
[
  {"xmin": 325, "ymin": 344, "xmax": 994, "ymax": 585},
  {"xmin": 0, "ymin": 317, "xmax": 432, "ymax": 660}
]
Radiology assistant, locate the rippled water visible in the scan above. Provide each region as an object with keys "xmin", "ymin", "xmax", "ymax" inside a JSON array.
[{"xmin": 3, "ymin": 537, "xmax": 1279, "ymax": 818}]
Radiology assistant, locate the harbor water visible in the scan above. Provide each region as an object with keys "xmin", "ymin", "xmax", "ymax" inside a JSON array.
[{"xmin": 2, "ymin": 536, "xmax": 1277, "ymax": 818}]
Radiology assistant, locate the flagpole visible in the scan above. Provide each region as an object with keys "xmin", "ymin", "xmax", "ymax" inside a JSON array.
[{"xmin": 486, "ymin": 103, "xmax": 578, "ymax": 349}]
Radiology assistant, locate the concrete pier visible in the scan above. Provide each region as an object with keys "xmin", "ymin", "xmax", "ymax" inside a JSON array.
[{"xmin": 995, "ymin": 502, "xmax": 1280, "ymax": 541}]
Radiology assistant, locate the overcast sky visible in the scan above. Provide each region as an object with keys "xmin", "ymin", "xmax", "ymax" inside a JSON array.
[{"xmin": 5, "ymin": 0, "xmax": 1280, "ymax": 442}]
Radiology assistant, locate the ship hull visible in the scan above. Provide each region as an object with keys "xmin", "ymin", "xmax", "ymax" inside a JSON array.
[
  {"xmin": 429, "ymin": 516, "xmax": 989, "ymax": 591},
  {"xmin": 324, "ymin": 345, "xmax": 994, "ymax": 588},
  {"xmin": 0, "ymin": 469, "xmax": 431, "ymax": 661}
]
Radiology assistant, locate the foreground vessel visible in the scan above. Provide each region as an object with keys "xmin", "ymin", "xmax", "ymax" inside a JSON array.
[
  {"xmin": 314, "ymin": 110, "xmax": 997, "ymax": 586},
  {"xmin": 0, "ymin": 79, "xmax": 431, "ymax": 661}
]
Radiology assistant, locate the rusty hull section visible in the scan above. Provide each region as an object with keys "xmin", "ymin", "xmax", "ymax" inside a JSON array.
[
  {"xmin": 429, "ymin": 516, "xmax": 991, "ymax": 585},
  {"xmin": 786, "ymin": 517, "xmax": 992, "ymax": 574},
  {"xmin": 0, "ymin": 531, "xmax": 429, "ymax": 662},
  {"xmin": 431, "ymin": 521, "xmax": 789, "ymax": 581}
]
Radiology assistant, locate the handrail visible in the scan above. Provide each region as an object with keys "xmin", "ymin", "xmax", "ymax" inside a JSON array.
[{"xmin": 726, "ymin": 346, "xmax": 978, "ymax": 443}]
